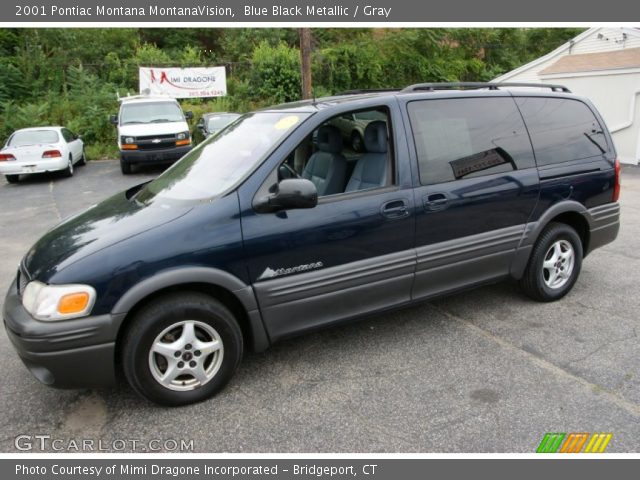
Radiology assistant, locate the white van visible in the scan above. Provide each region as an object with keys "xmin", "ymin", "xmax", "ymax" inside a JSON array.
[{"xmin": 111, "ymin": 96, "xmax": 193, "ymax": 174}]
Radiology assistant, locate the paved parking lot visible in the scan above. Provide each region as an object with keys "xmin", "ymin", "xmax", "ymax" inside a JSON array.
[{"xmin": 1, "ymin": 161, "xmax": 639, "ymax": 452}]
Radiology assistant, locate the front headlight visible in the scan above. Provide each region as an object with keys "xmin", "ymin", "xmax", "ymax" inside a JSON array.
[
  {"xmin": 22, "ymin": 281, "xmax": 96, "ymax": 321},
  {"xmin": 176, "ymin": 131, "xmax": 189, "ymax": 140},
  {"xmin": 121, "ymin": 136, "xmax": 135, "ymax": 144}
]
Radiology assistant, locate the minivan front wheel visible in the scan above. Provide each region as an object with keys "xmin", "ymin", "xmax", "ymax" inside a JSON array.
[
  {"xmin": 121, "ymin": 292, "xmax": 243, "ymax": 406},
  {"xmin": 521, "ymin": 223, "xmax": 583, "ymax": 302}
]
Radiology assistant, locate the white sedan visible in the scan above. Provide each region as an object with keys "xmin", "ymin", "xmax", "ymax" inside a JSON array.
[{"xmin": 0, "ymin": 126, "xmax": 85, "ymax": 183}]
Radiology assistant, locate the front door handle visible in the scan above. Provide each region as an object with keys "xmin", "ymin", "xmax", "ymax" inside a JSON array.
[
  {"xmin": 423, "ymin": 193, "xmax": 449, "ymax": 211},
  {"xmin": 381, "ymin": 199, "xmax": 410, "ymax": 219}
]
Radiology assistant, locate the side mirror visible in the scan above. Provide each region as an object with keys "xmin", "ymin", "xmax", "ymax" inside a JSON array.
[
  {"xmin": 109, "ymin": 115, "xmax": 118, "ymax": 125},
  {"xmin": 185, "ymin": 111, "xmax": 194, "ymax": 120},
  {"xmin": 75, "ymin": 134, "xmax": 83, "ymax": 140},
  {"xmin": 255, "ymin": 178, "xmax": 318, "ymax": 213}
]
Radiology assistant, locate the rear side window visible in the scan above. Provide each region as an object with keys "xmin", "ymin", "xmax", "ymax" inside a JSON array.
[
  {"xmin": 61, "ymin": 129, "xmax": 74, "ymax": 142},
  {"xmin": 408, "ymin": 97, "xmax": 535, "ymax": 185},
  {"xmin": 515, "ymin": 97, "xmax": 609, "ymax": 166}
]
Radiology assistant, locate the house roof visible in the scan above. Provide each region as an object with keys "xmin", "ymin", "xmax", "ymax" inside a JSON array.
[
  {"xmin": 494, "ymin": 27, "xmax": 640, "ymax": 82},
  {"xmin": 540, "ymin": 47, "xmax": 640, "ymax": 75}
]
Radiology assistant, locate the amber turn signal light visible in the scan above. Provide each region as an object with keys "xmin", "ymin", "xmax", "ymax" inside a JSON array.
[{"xmin": 57, "ymin": 292, "xmax": 90, "ymax": 315}]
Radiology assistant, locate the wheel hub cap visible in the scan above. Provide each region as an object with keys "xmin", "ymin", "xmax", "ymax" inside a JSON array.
[
  {"xmin": 542, "ymin": 239, "xmax": 575, "ymax": 290},
  {"xmin": 148, "ymin": 320, "xmax": 224, "ymax": 392}
]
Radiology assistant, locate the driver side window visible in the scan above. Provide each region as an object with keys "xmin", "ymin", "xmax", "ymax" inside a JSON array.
[{"xmin": 277, "ymin": 107, "xmax": 394, "ymax": 198}]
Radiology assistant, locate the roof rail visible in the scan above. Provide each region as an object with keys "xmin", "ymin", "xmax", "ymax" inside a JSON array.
[
  {"xmin": 400, "ymin": 82, "xmax": 571, "ymax": 93},
  {"xmin": 334, "ymin": 88, "xmax": 401, "ymax": 96}
]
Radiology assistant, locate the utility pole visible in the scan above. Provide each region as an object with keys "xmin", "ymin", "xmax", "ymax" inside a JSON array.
[{"xmin": 299, "ymin": 28, "xmax": 312, "ymax": 100}]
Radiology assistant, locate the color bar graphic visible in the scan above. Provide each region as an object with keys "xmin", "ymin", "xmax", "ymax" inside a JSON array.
[{"xmin": 537, "ymin": 433, "xmax": 612, "ymax": 453}]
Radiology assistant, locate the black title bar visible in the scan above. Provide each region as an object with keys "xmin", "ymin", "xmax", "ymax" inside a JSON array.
[{"xmin": 3, "ymin": 0, "xmax": 640, "ymax": 22}]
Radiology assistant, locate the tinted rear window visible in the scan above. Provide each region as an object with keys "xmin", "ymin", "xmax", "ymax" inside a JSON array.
[
  {"xmin": 515, "ymin": 97, "xmax": 609, "ymax": 166},
  {"xmin": 407, "ymin": 97, "xmax": 535, "ymax": 185}
]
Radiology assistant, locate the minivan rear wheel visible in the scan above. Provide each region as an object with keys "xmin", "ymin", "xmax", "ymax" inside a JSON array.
[
  {"xmin": 121, "ymin": 292, "xmax": 243, "ymax": 406},
  {"xmin": 520, "ymin": 222, "xmax": 583, "ymax": 302}
]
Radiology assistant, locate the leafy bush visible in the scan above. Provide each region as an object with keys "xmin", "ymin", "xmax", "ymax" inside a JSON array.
[
  {"xmin": 249, "ymin": 41, "xmax": 301, "ymax": 104},
  {"xmin": 0, "ymin": 28, "xmax": 584, "ymax": 156}
]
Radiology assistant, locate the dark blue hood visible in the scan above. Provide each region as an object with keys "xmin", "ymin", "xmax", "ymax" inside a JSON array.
[{"xmin": 23, "ymin": 188, "xmax": 191, "ymax": 282}]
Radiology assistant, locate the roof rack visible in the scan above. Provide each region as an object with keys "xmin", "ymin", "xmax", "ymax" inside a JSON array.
[
  {"xmin": 334, "ymin": 88, "xmax": 401, "ymax": 96},
  {"xmin": 400, "ymin": 82, "xmax": 571, "ymax": 93}
]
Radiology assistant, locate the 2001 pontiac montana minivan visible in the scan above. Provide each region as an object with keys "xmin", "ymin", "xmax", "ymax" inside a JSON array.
[{"xmin": 4, "ymin": 83, "xmax": 620, "ymax": 405}]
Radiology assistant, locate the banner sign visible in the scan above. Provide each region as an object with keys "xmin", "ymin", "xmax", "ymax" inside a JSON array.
[{"xmin": 139, "ymin": 66, "xmax": 227, "ymax": 98}]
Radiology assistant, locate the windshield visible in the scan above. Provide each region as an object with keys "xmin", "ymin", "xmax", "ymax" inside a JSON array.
[
  {"xmin": 8, "ymin": 130, "xmax": 59, "ymax": 146},
  {"xmin": 120, "ymin": 102, "xmax": 184, "ymax": 125},
  {"xmin": 207, "ymin": 115, "xmax": 239, "ymax": 131},
  {"xmin": 136, "ymin": 112, "xmax": 310, "ymax": 203}
]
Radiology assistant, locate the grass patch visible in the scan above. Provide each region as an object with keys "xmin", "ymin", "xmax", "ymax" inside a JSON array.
[{"xmin": 85, "ymin": 143, "xmax": 119, "ymax": 161}]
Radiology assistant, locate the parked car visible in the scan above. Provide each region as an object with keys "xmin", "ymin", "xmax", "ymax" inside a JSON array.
[
  {"xmin": 4, "ymin": 83, "xmax": 620, "ymax": 406},
  {"xmin": 329, "ymin": 109, "xmax": 387, "ymax": 152},
  {"xmin": 111, "ymin": 95, "xmax": 193, "ymax": 175},
  {"xmin": 194, "ymin": 112, "xmax": 241, "ymax": 143},
  {"xmin": 0, "ymin": 126, "xmax": 85, "ymax": 183}
]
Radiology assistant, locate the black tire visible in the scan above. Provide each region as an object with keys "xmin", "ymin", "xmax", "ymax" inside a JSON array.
[
  {"xmin": 351, "ymin": 131, "xmax": 363, "ymax": 152},
  {"xmin": 5, "ymin": 175, "xmax": 19, "ymax": 184},
  {"xmin": 77, "ymin": 149, "xmax": 86, "ymax": 166},
  {"xmin": 120, "ymin": 158, "xmax": 132, "ymax": 174},
  {"xmin": 520, "ymin": 222, "xmax": 583, "ymax": 302},
  {"xmin": 121, "ymin": 292, "xmax": 243, "ymax": 406},
  {"xmin": 63, "ymin": 155, "xmax": 74, "ymax": 177}
]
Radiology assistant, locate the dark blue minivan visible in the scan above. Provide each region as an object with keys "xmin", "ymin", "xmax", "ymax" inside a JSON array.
[{"xmin": 4, "ymin": 83, "xmax": 621, "ymax": 405}]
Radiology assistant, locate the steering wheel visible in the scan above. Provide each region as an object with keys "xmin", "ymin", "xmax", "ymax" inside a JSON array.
[{"xmin": 279, "ymin": 162, "xmax": 301, "ymax": 180}]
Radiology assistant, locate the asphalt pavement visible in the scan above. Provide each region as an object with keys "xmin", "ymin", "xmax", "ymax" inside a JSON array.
[{"xmin": 0, "ymin": 161, "xmax": 638, "ymax": 452}]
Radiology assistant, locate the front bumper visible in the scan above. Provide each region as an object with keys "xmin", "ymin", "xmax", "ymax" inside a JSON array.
[
  {"xmin": 3, "ymin": 279, "xmax": 123, "ymax": 388},
  {"xmin": 120, "ymin": 145, "xmax": 192, "ymax": 165}
]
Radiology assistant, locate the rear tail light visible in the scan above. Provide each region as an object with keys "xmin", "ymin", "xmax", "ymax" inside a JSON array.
[
  {"xmin": 42, "ymin": 150, "xmax": 62, "ymax": 158},
  {"xmin": 613, "ymin": 158, "xmax": 621, "ymax": 202},
  {"xmin": 0, "ymin": 153, "xmax": 16, "ymax": 161}
]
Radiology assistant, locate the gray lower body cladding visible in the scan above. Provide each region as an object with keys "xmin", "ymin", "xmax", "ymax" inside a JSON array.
[{"xmin": 254, "ymin": 204, "xmax": 620, "ymax": 342}]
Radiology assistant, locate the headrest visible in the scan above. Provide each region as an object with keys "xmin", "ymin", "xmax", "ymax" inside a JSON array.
[
  {"xmin": 364, "ymin": 121, "xmax": 388, "ymax": 153},
  {"xmin": 317, "ymin": 125, "xmax": 343, "ymax": 154}
]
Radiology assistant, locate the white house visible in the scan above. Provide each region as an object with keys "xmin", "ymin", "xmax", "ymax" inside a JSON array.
[{"xmin": 495, "ymin": 27, "xmax": 640, "ymax": 165}]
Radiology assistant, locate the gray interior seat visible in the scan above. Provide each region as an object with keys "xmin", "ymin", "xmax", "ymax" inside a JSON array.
[
  {"xmin": 345, "ymin": 120, "xmax": 389, "ymax": 192},
  {"xmin": 302, "ymin": 125, "xmax": 347, "ymax": 196}
]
